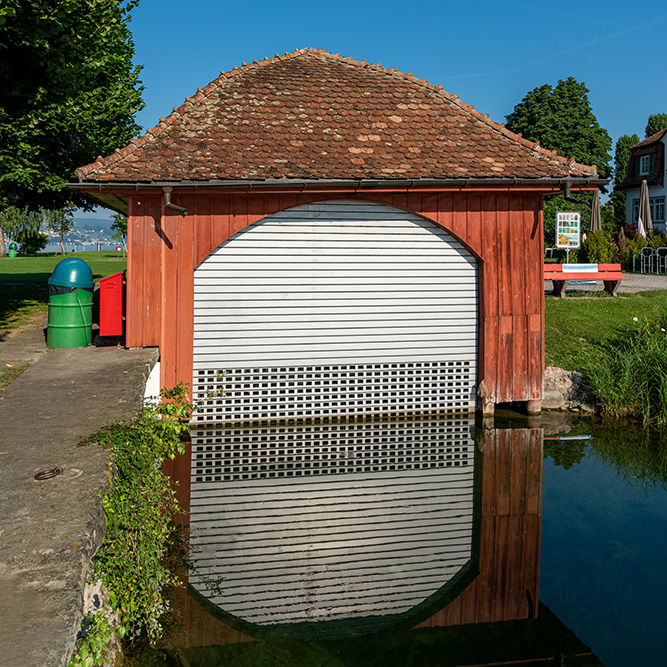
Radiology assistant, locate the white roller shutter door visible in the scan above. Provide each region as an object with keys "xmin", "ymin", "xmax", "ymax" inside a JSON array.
[{"xmin": 191, "ymin": 200, "xmax": 478, "ymax": 424}]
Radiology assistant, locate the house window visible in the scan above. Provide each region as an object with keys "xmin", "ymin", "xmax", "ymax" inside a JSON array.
[
  {"xmin": 632, "ymin": 196, "xmax": 665, "ymax": 223},
  {"xmin": 636, "ymin": 154, "xmax": 654, "ymax": 176}
]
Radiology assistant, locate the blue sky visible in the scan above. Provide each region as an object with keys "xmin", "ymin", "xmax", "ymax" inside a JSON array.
[{"xmin": 86, "ymin": 0, "xmax": 667, "ymax": 219}]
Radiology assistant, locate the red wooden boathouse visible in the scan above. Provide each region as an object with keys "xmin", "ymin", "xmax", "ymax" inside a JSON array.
[
  {"xmin": 71, "ymin": 49, "xmax": 593, "ymax": 641},
  {"xmin": 73, "ymin": 48, "xmax": 603, "ymax": 418}
]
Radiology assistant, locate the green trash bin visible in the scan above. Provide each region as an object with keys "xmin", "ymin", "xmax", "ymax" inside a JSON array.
[
  {"xmin": 47, "ymin": 258, "xmax": 94, "ymax": 348},
  {"xmin": 8, "ymin": 242, "xmax": 17, "ymax": 258}
]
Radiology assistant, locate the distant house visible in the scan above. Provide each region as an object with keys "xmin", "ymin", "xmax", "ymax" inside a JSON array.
[{"xmin": 620, "ymin": 128, "xmax": 667, "ymax": 232}]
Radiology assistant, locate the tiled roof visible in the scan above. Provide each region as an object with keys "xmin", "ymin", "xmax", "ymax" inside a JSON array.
[
  {"xmin": 76, "ymin": 48, "xmax": 598, "ymax": 183},
  {"xmin": 632, "ymin": 127, "xmax": 667, "ymax": 149}
]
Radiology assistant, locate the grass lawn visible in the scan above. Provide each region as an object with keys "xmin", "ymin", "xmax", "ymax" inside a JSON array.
[
  {"xmin": 0, "ymin": 251, "xmax": 126, "ymax": 338},
  {"xmin": 545, "ymin": 290, "xmax": 667, "ymax": 371}
]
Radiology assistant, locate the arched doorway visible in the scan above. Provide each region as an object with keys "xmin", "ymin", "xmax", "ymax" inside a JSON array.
[{"xmin": 191, "ymin": 200, "xmax": 479, "ymax": 425}]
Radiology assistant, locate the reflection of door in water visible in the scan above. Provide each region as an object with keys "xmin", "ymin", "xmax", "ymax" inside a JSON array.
[
  {"xmin": 188, "ymin": 416, "xmax": 477, "ymax": 637},
  {"xmin": 191, "ymin": 200, "xmax": 478, "ymax": 425}
]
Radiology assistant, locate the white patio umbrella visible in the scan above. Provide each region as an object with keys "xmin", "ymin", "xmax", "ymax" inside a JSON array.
[
  {"xmin": 637, "ymin": 179, "xmax": 652, "ymax": 238},
  {"xmin": 589, "ymin": 189, "xmax": 602, "ymax": 232}
]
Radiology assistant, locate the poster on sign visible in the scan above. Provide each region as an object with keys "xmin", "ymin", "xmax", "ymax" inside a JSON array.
[{"xmin": 556, "ymin": 211, "xmax": 581, "ymax": 249}]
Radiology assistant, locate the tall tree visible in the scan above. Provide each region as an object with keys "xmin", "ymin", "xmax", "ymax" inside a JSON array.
[
  {"xmin": 44, "ymin": 204, "xmax": 76, "ymax": 254},
  {"xmin": 0, "ymin": 0, "xmax": 144, "ymax": 212},
  {"xmin": 611, "ymin": 133, "xmax": 640, "ymax": 226},
  {"xmin": 506, "ymin": 77, "xmax": 612, "ymax": 245},
  {"xmin": 0, "ymin": 206, "xmax": 46, "ymax": 254},
  {"xmin": 645, "ymin": 113, "xmax": 667, "ymax": 138},
  {"xmin": 506, "ymin": 77, "xmax": 612, "ymax": 181},
  {"xmin": 110, "ymin": 212, "xmax": 128, "ymax": 256}
]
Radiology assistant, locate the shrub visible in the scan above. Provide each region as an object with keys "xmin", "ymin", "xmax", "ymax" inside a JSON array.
[
  {"xmin": 647, "ymin": 231, "xmax": 667, "ymax": 249},
  {"xmin": 69, "ymin": 385, "xmax": 191, "ymax": 667},
  {"xmin": 620, "ymin": 231, "xmax": 667, "ymax": 269},
  {"xmin": 557, "ymin": 248, "xmax": 579, "ymax": 263},
  {"xmin": 586, "ymin": 312, "xmax": 667, "ymax": 426},
  {"xmin": 14, "ymin": 228, "xmax": 48, "ymax": 253},
  {"xmin": 581, "ymin": 230, "xmax": 616, "ymax": 263}
]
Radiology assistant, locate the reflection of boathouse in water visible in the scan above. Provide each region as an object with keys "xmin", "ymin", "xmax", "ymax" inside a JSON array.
[
  {"xmin": 178, "ymin": 422, "xmax": 600, "ymax": 664},
  {"xmin": 73, "ymin": 50, "xmax": 604, "ymax": 658},
  {"xmin": 180, "ymin": 422, "xmax": 544, "ymax": 641}
]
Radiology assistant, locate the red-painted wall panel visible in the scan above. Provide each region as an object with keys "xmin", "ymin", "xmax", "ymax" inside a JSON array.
[{"xmin": 126, "ymin": 190, "xmax": 544, "ymax": 406}]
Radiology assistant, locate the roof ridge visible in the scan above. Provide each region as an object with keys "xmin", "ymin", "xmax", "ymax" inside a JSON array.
[{"xmin": 308, "ymin": 50, "xmax": 597, "ymax": 176}]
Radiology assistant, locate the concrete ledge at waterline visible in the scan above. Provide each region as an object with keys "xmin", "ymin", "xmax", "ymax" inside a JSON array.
[{"xmin": 0, "ymin": 343, "xmax": 158, "ymax": 667}]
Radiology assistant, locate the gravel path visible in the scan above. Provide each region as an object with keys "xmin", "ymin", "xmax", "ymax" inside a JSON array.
[{"xmin": 545, "ymin": 272, "xmax": 667, "ymax": 295}]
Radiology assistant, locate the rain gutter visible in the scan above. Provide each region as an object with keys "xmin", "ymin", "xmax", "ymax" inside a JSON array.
[
  {"xmin": 71, "ymin": 176, "xmax": 609, "ymax": 192},
  {"xmin": 71, "ymin": 176, "xmax": 609, "ymax": 215}
]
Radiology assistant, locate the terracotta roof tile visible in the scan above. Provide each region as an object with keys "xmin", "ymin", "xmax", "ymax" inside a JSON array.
[
  {"xmin": 76, "ymin": 48, "xmax": 598, "ymax": 183},
  {"xmin": 632, "ymin": 127, "xmax": 667, "ymax": 148}
]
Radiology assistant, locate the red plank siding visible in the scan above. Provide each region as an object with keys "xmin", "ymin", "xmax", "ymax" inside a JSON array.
[
  {"xmin": 417, "ymin": 427, "xmax": 543, "ymax": 629},
  {"xmin": 125, "ymin": 190, "xmax": 545, "ymax": 407},
  {"xmin": 126, "ymin": 195, "xmax": 162, "ymax": 347}
]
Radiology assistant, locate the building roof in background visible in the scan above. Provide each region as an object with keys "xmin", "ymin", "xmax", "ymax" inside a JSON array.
[
  {"xmin": 632, "ymin": 128, "xmax": 667, "ymax": 149},
  {"xmin": 76, "ymin": 48, "xmax": 599, "ymax": 184}
]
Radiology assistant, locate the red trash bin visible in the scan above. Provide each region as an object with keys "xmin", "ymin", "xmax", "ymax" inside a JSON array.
[{"xmin": 99, "ymin": 271, "xmax": 125, "ymax": 336}]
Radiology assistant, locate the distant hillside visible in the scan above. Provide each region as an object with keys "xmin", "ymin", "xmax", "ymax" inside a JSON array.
[
  {"xmin": 73, "ymin": 217, "xmax": 114, "ymax": 232},
  {"xmin": 43, "ymin": 215, "xmax": 118, "ymax": 248}
]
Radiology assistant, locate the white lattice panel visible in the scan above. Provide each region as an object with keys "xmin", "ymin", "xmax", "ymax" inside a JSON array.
[
  {"xmin": 191, "ymin": 415, "xmax": 473, "ymax": 483},
  {"xmin": 192, "ymin": 360, "xmax": 474, "ymax": 425}
]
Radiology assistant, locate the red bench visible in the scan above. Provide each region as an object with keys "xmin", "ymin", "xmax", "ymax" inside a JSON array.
[{"xmin": 543, "ymin": 263, "xmax": 632, "ymax": 297}]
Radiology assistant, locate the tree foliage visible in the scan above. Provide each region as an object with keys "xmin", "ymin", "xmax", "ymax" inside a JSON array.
[
  {"xmin": 44, "ymin": 203, "xmax": 75, "ymax": 251},
  {"xmin": 110, "ymin": 212, "xmax": 128, "ymax": 256},
  {"xmin": 611, "ymin": 133, "xmax": 640, "ymax": 226},
  {"xmin": 505, "ymin": 77, "xmax": 612, "ymax": 182},
  {"xmin": 15, "ymin": 227, "xmax": 49, "ymax": 254},
  {"xmin": 645, "ymin": 113, "xmax": 667, "ymax": 138},
  {"xmin": 0, "ymin": 0, "xmax": 144, "ymax": 211},
  {"xmin": 0, "ymin": 206, "xmax": 35, "ymax": 238}
]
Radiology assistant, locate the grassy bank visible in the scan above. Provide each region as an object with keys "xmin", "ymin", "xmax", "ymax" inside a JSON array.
[
  {"xmin": 544, "ymin": 290, "xmax": 667, "ymax": 370},
  {"xmin": 545, "ymin": 291, "xmax": 667, "ymax": 425},
  {"xmin": 0, "ymin": 251, "xmax": 127, "ymax": 337}
]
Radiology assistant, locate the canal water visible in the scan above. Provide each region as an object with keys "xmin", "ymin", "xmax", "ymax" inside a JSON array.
[
  {"xmin": 540, "ymin": 420, "xmax": 667, "ymax": 667},
  {"xmin": 129, "ymin": 416, "xmax": 667, "ymax": 666}
]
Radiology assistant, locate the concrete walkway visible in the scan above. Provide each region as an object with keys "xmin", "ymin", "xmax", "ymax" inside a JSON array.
[
  {"xmin": 0, "ymin": 315, "xmax": 50, "ymax": 374},
  {"xmin": 545, "ymin": 271, "xmax": 667, "ymax": 295},
  {"xmin": 0, "ymin": 331, "xmax": 157, "ymax": 667}
]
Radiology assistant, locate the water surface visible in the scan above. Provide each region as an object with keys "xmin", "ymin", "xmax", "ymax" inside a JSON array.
[
  {"xmin": 540, "ymin": 422, "xmax": 667, "ymax": 667},
  {"xmin": 129, "ymin": 417, "xmax": 667, "ymax": 666}
]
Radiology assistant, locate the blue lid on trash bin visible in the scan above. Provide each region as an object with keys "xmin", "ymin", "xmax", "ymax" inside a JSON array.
[{"xmin": 48, "ymin": 258, "xmax": 94, "ymax": 289}]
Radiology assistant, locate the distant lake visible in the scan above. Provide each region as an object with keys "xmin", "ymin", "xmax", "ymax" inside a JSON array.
[{"xmin": 42, "ymin": 242, "xmax": 120, "ymax": 253}]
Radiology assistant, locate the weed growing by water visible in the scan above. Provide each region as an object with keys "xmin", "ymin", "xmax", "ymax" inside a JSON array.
[
  {"xmin": 69, "ymin": 385, "xmax": 192, "ymax": 667},
  {"xmin": 586, "ymin": 311, "xmax": 667, "ymax": 426}
]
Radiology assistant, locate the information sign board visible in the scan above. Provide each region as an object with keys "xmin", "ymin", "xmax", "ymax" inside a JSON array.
[{"xmin": 556, "ymin": 211, "xmax": 581, "ymax": 249}]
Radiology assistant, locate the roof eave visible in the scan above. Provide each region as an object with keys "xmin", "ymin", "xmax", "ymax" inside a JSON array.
[{"xmin": 70, "ymin": 175, "xmax": 606, "ymax": 192}]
